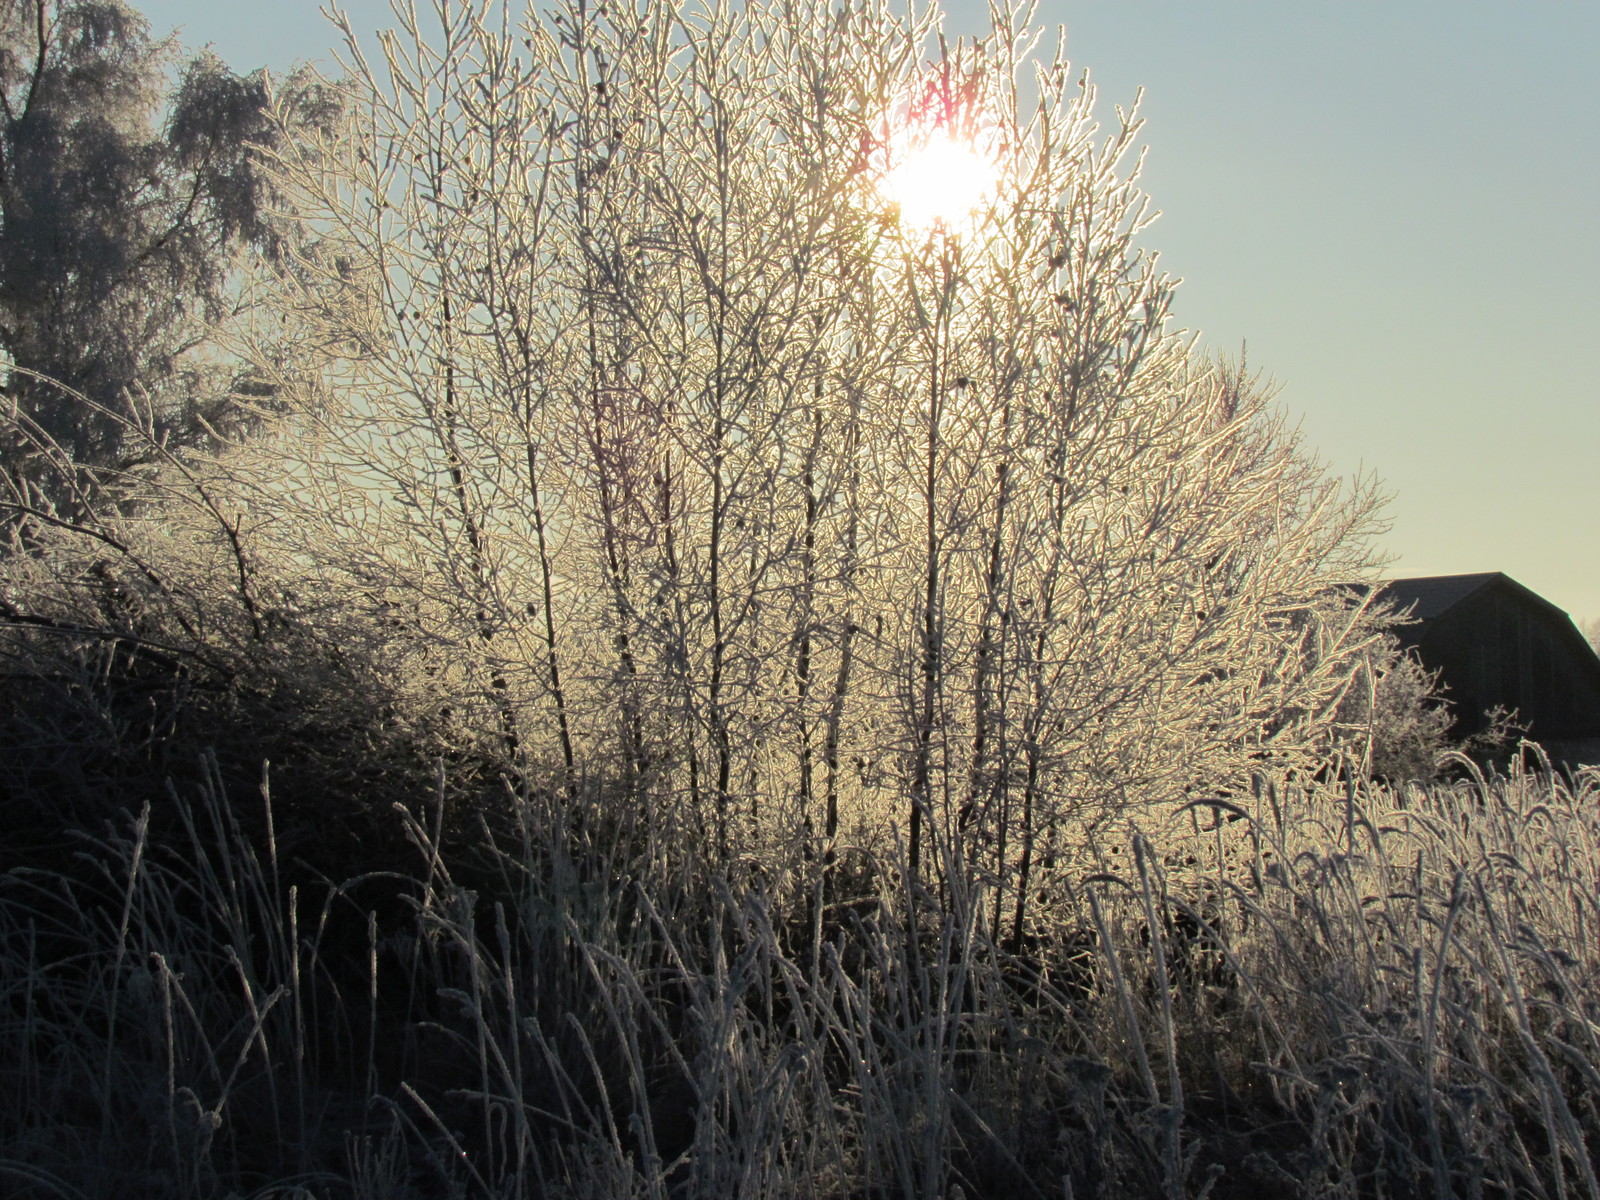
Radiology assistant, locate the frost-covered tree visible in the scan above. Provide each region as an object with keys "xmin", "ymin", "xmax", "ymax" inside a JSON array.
[
  {"xmin": 177, "ymin": 0, "xmax": 1386, "ymax": 935},
  {"xmin": 0, "ymin": 0, "xmax": 328, "ymax": 517}
]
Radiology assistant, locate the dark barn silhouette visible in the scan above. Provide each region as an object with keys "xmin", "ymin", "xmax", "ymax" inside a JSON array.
[{"xmin": 1378, "ymin": 572, "xmax": 1600, "ymax": 767}]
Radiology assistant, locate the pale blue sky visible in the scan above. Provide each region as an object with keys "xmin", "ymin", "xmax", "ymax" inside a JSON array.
[{"xmin": 138, "ymin": 0, "xmax": 1600, "ymax": 624}]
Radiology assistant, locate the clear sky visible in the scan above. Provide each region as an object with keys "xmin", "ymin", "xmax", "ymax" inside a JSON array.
[{"xmin": 136, "ymin": 0, "xmax": 1600, "ymax": 626}]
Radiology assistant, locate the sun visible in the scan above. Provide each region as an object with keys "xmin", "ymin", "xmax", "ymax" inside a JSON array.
[
  {"xmin": 875, "ymin": 65, "xmax": 1002, "ymax": 237},
  {"xmin": 880, "ymin": 130, "xmax": 999, "ymax": 234}
]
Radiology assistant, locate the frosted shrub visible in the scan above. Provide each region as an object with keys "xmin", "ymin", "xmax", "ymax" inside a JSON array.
[{"xmin": 204, "ymin": 0, "xmax": 1393, "ymax": 934}]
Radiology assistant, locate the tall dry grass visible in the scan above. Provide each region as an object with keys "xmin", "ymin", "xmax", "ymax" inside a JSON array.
[{"xmin": 4, "ymin": 749, "xmax": 1598, "ymax": 1198}]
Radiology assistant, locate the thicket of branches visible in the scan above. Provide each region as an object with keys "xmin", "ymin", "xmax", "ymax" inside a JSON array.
[{"xmin": 161, "ymin": 0, "xmax": 1389, "ymax": 927}]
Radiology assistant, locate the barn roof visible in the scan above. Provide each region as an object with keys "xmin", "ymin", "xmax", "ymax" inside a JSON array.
[
  {"xmin": 1377, "ymin": 572, "xmax": 1578, "ymax": 629},
  {"xmin": 1379, "ymin": 572, "xmax": 1504, "ymax": 621}
]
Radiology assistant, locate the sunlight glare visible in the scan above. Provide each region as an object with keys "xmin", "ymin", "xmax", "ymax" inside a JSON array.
[{"xmin": 880, "ymin": 129, "xmax": 999, "ymax": 236}]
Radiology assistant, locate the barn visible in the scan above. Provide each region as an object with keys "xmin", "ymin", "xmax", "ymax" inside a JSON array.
[{"xmin": 1378, "ymin": 572, "xmax": 1600, "ymax": 767}]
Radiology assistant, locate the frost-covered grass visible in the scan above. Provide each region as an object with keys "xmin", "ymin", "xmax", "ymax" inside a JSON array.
[{"xmin": 4, "ymin": 752, "xmax": 1598, "ymax": 1199}]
